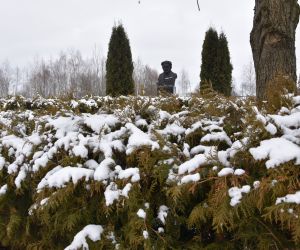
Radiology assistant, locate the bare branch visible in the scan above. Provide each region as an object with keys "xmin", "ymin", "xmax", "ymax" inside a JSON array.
[{"xmin": 197, "ymin": 0, "xmax": 200, "ymax": 11}]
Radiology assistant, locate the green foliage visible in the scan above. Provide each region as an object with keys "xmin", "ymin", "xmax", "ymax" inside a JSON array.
[
  {"xmin": 106, "ymin": 24, "xmax": 134, "ymax": 96},
  {"xmin": 200, "ymin": 28, "xmax": 219, "ymax": 94},
  {"xmin": 200, "ymin": 28, "xmax": 233, "ymax": 96},
  {"xmin": 216, "ymin": 32, "xmax": 233, "ymax": 96}
]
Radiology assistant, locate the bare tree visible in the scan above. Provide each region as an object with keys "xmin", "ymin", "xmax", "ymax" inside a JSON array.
[
  {"xmin": 241, "ymin": 60, "xmax": 256, "ymax": 97},
  {"xmin": 177, "ymin": 69, "xmax": 191, "ymax": 96},
  {"xmin": 0, "ymin": 61, "xmax": 12, "ymax": 97},
  {"xmin": 143, "ymin": 65, "xmax": 158, "ymax": 96},
  {"xmin": 8, "ymin": 48, "xmax": 107, "ymax": 98},
  {"xmin": 133, "ymin": 59, "xmax": 158, "ymax": 96}
]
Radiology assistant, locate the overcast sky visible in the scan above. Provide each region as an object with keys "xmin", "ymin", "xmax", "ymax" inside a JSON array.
[{"xmin": 0, "ymin": 0, "xmax": 299, "ymax": 90}]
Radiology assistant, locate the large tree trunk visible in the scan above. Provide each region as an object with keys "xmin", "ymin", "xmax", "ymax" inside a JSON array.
[{"xmin": 250, "ymin": 0, "xmax": 300, "ymax": 100}]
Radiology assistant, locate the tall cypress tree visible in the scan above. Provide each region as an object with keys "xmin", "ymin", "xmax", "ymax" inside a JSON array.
[
  {"xmin": 200, "ymin": 28, "xmax": 233, "ymax": 96},
  {"xmin": 216, "ymin": 32, "xmax": 233, "ymax": 96},
  {"xmin": 200, "ymin": 28, "xmax": 219, "ymax": 93},
  {"xmin": 106, "ymin": 24, "xmax": 134, "ymax": 96}
]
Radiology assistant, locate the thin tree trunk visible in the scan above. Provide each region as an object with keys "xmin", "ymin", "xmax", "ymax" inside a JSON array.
[{"xmin": 250, "ymin": 0, "xmax": 300, "ymax": 100}]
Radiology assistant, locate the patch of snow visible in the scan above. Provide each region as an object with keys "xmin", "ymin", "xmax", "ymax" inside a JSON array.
[
  {"xmin": 157, "ymin": 205, "xmax": 169, "ymax": 224},
  {"xmin": 84, "ymin": 159, "xmax": 99, "ymax": 170},
  {"xmin": 47, "ymin": 116, "xmax": 81, "ymax": 139},
  {"xmin": 37, "ymin": 167, "xmax": 93, "ymax": 190},
  {"xmin": 228, "ymin": 185, "xmax": 251, "ymax": 206},
  {"xmin": 104, "ymin": 182, "xmax": 120, "ymax": 206},
  {"xmin": 253, "ymin": 181, "xmax": 260, "ymax": 189},
  {"xmin": 84, "ymin": 114, "xmax": 119, "ymax": 134},
  {"xmin": 143, "ymin": 230, "xmax": 149, "ymax": 239},
  {"xmin": 234, "ymin": 169, "xmax": 245, "ymax": 176},
  {"xmin": 94, "ymin": 158, "xmax": 115, "ymax": 182},
  {"xmin": 65, "ymin": 225, "xmax": 104, "ymax": 250},
  {"xmin": 201, "ymin": 131, "xmax": 232, "ymax": 146},
  {"xmin": 178, "ymin": 154, "xmax": 207, "ymax": 175},
  {"xmin": 121, "ymin": 183, "xmax": 132, "ymax": 198},
  {"xmin": 276, "ymin": 191, "xmax": 300, "ymax": 205},
  {"xmin": 137, "ymin": 209, "xmax": 146, "ymax": 219},
  {"xmin": 218, "ymin": 168, "xmax": 234, "ymax": 177},
  {"xmin": 269, "ymin": 112, "xmax": 300, "ymax": 129},
  {"xmin": 15, "ymin": 165, "xmax": 28, "ymax": 188},
  {"xmin": 249, "ymin": 138, "xmax": 300, "ymax": 168},
  {"xmin": 125, "ymin": 123, "xmax": 159, "ymax": 154},
  {"xmin": 159, "ymin": 123, "xmax": 186, "ymax": 136},
  {"xmin": 0, "ymin": 184, "xmax": 7, "ymax": 196},
  {"xmin": 72, "ymin": 144, "xmax": 88, "ymax": 158},
  {"xmin": 116, "ymin": 167, "xmax": 140, "ymax": 182},
  {"xmin": 0, "ymin": 157, "xmax": 5, "ymax": 170},
  {"xmin": 180, "ymin": 173, "xmax": 200, "ymax": 184},
  {"xmin": 265, "ymin": 123, "xmax": 277, "ymax": 135}
]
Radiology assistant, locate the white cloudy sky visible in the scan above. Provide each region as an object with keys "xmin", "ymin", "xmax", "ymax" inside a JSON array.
[{"xmin": 0, "ymin": 0, "xmax": 299, "ymax": 89}]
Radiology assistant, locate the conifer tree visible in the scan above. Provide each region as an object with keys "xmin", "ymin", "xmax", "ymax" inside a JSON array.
[
  {"xmin": 216, "ymin": 32, "xmax": 233, "ymax": 96},
  {"xmin": 200, "ymin": 28, "xmax": 233, "ymax": 96},
  {"xmin": 200, "ymin": 28, "xmax": 219, "ymax": 93},
  {"xmin": 106, "ymin": 24, "xmax": 134, "ymax": 96}
]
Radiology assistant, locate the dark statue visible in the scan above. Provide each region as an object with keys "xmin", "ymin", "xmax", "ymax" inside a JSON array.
[{"xmin": 157, "ymin": 61, "xmax": 177, "ymax": 94}]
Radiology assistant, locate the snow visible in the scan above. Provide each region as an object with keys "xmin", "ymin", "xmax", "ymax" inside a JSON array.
[
  {"xmin": 159, "ymin": 110, "xmax": 171, "ymax": 120},
  {"xmin": 269, "ymin": 112, "xmax": 300, "ymax": 129},
  {"xmin": 253, "ymin": 107, "xmax": 267, "ymax": 125},
  {"xmin": 47, "ymin": 116, "xmax": 81, "ymax": 139},
  {"xmin": 178, "ymin": 154, "xmax": 207, "ymax": 175},
  {"xmin": 228, "ymin": 185, "xmax": 251, "ymax": 206},
  {"xmin": 37, "ymin": 167, "xmax": 94, "ymax": 190},
  {"xmin": 201, "ymin": 131, "xmax": 232, "ymax": 146},
  {"xmin": 15, "ymin": 165, "xmax": 28, "ymax": 188},
  {"xmin": 32, "ymin": 154, "xmax": 50, "ymax": 172},
  {"xmin": 137, "ymin": 209, "xmax": 146, "ymax": 219},
  {"xmin": 159, "ymin": 123, "xmax": 186, "ymax": 136},
  {"xmin": 249, "ymin": 138, "xmax": 300, "ymax": 168},
  {"xmin": 116, "ymin": 167, "xmax": 140, "ymax": 182},
  {"xmin": 218, "ymin": 168, "xmax": 234, "ymax": 177},
  {"xmin": 84, "ymin": 159, "xmax": 99, "ymax": 170},
  {"xmin": 265, "ymin": 123, "xmax": 277, "ymax": 135},
  {"xmin": 125, "ymin": 123, "xmax": 159, "ymax": 154},
  {"xmin": 143, "ymin": 230, "xmax": 149, "ymax": 239},
  {"xmin": 94, "ymin": 158, "xmax": 115, "ymax": 181},
  {"xmin": 72, "ymin": 144, "xmax": 88, "ymax": 158},
  {"xmin": 0, "ymin": 157, "xmax": 5, "ymax": 170},
  {"xmin": 293, "ymin": 96, "xmax": 300, "ymax": 105},
  {"xmin": 0, "ymin": 184, "xmax": 7, "ymax": 196},
  {"xmin": 157, "ymin": 205, "xmax": 169, "ymax": 224},
  {"xmin": 234, "ymin": 169, "xmax": 245, "ymax": 176},
  {"xmin": 121, "ymin": 183, "xmax": 132, "ymax": 198},
  {"xmin": 276, "ymin": 191, "xmax": 300, "ymax": 205},
  {"xmin": 2, "ymin": 135, "xmax": 33, "ymax": 157},
  {"xmin": 83, "ymin": 114, "xmax": 119, "ymax": 134},
  {"xmin": 65, "ymin": 225, "xmax": 104, "ymax": 250},
  {"xmin": 135, "ymin": 118, "xmax": 148, "ymax": 127},
  {"xmin": 253, "ymin": 181, "xmax": 260, "ymax": 189},
  {"xmin": 185, "ymin": 121, "xmax": 202, "ymax": 136},
  {"xmin": 183, "ymin": 143, "xmax": 190, "ymax": 158},
  {"xmin": 180, "ymin": 173, "xmax": 200, "ymax": 184},
  {"xmin": 104, "ymin": 183, "xmax": 120, "ymax": 206}
]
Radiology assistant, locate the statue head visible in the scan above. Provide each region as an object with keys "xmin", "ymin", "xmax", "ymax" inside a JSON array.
[{"xmin": 161, "ymin": 61, "xmax": 172, "ymax": 74}]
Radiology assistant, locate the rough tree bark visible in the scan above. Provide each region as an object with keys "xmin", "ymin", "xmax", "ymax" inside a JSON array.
[{"xmin": 250, "ymin": 0, "xmax": 300, "ymax": 100}]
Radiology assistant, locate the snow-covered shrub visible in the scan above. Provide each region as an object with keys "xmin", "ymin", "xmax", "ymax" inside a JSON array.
[{"xmin": 0, "ymin": 93, "xmax": 299, "ymax": 249}]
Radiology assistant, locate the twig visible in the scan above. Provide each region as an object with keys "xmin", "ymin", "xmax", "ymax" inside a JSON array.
[{"xmin": 197, "ymin": 0, "xmax": 200, "ymax": 11}]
